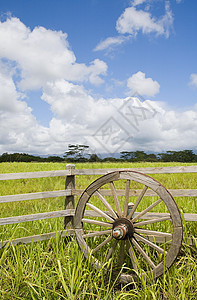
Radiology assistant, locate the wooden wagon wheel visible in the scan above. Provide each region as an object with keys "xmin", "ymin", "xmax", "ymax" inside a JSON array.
[{"xmin": 75, "ymin": 171, "xmax": 183, "ymax": 283}]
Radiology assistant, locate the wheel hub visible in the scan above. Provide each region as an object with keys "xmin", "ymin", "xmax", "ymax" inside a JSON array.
[{"xmin": 112, "ymin": 218, "xmax": 134, "ymax": 240}]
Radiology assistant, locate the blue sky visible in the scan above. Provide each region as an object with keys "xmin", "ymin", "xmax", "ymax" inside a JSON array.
[{"xmin": 0, "ymin": 0, "xmax": 197, "ymax": 155}]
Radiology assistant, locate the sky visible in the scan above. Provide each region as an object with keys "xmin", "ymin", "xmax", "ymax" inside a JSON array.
[{"xmin": 0, "ymin": 0, "xmax": 197, "ymax": 156}]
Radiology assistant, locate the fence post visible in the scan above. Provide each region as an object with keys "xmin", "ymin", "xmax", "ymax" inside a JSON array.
[{"xmin": 64, "ymin": 164, "xmax": 75, "ymax": 229}]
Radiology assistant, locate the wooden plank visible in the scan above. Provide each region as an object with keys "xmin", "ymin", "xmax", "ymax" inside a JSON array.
[
  {"xmin": 0, "ymin": 188, "xmax": 196, "ymax": 204},
  {"xmin": 0, "ymin": 209, "xmax": 75, "ymax": 225},
  {"xmin": 0, "ymin": 230, "xmax": 195, "ymax": 248},
  {"xmin": 82, "ymin": 211, "xmax": 197, "ymax": 222},
  {"xmin": 1, "ymin": 165, "xmax": 196, "ymax": 181},
  {"xmin": 0, "ymin": 189, "xmax": 72, "ymax": 203},
  {"xmin": 0, "ymin": 170, "xmax": 70, "ymax": 181},
  {"xmin": 0, "ymin": 209, "xmax": 196, "ymax": 226},
  {"xmin": 144, "ymin": 235, "xmax": 196, "ymax": 246},
  {"xmin": 65, "ymin": 164, "xmax": 75, "ymax": 229},
  {"xmin": 0, "ymin": 229, "xmax": 75, "ymax": 248},
  {"xmin": 73, "ymin": 166, "xmax": 197, "ymax": 175},
  {"xmin": 74, "ymin": 189, "xmax": 197, "ymax": 197}
]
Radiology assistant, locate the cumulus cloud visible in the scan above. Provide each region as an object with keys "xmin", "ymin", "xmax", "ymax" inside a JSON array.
[
  {"xmin": 96, "ymin": 1, "xmax": 173, "ymax": 52},
  {"xmin": 0, "ymin": 16, "xmax": 196, "ymax": 155},
  {"xmin": 127, "ymin": 71, "xmax": 160, "ymax": 97},
  {"xmin": 0, "ymin": 17, "xmax": 107, "ymax": 90},
  {"xmin": 189, "ymin": 73, "xmax": 197, "ymax": 88},
  {"xmin": 116, "ymin": 3, "xmax": 173, "ymax": 38},
  {"xmin": 0, "ymin": 67, "xmax": 24, "ymax": 112},
  {"xmin": 0, "ymin": 79, "xmax": 197, "ymax": 154}
]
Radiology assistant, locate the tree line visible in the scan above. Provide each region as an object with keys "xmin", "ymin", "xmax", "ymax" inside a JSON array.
[{"xmin": 1, "ymin": 145, "xmax": 197, "ymax": 163}]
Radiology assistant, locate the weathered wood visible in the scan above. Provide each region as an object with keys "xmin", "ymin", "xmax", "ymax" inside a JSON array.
[
  {"xmin": 0, "ymin": 209, "xmax": 75, "ymax": 225},
  {"xmin": 0, "ymin": 229, "xmax": 195, "ymax": 249},
  {"xmin": 0, "ymin": 210, "xmax": 195, "ymax": 227},
  {"xmin": 86, "ymin": 172, "xmax": 120, "ymax": 195},
  {"xmin": 131, "ymin": 198, "xmax": 163, "ymax": 223},
  {"xmin": 0, "ymin": 229, "xmax": 75, "ymax": 248},
  {"xmin": 64, "ymin": 164, "xmax": 75, "ymax": 229},
  {"xmin": 110, "ymin": 181, "xmax": 122, "ymax": 217},
  {"xmin": 127, "ymin": 241, "xmax": 138, "ymax": 271},
  {"xmin": 133, "ymin": 216, "xmax": 171, "ymax": 227},
  {"xmin": 156, "ymin": 185, "xmax": 182, "ymax": 227},
  {"xmin": 83, "ymin": 229, "xmax": 112, "ymax": 238},
  {"xmin": 73, "ymin": 165, "xmax": 197, "ymax": 175},
  {"xmin": 0, "ymin": 170, "xmax": 70, "ymax": 180},
  {"xmin": 84, "ymin": 211, "xmax": 197, "ymax": 222},
  {"xmin": 86, "ymin": 203, "xmax": 114, "ymax": 222},
  {"xmin": 1, "ymin": 165, "xmax": 197, "ymax": 181},
  {"xmin": 132, "ymin": 238, "xmax": 156, "ymax": 269},
  {"xmin": 134, "ymin": 233, "xmax": 167, "ymax": 255},
  {"xmin": 92, "ymin": 235, "xmax": 112, "ymax": 254},
  {"xmin": 0, "ymin": 188, "xmax": 196, "ymax": 205},
  {"xmin": 0, "ymin": 189, "xmax": 72, "ymax": 203},
  {"xmin": 127, "ymin": 186, "xmax": 148, "ymax": 219},
  {"xmin": 74, "ymin": 188, "xmax": 197, "ymax": 197},
  {"xmin": 82, "ymin": 218, "xmax": 113, "ymax": 227},
  {"xmin": 95, "ymin": 191, "xmax": 118, "ymax": 219},
  {"xmin": 123, "ymin": 180, "xmax": 130, "ymax": 217}
]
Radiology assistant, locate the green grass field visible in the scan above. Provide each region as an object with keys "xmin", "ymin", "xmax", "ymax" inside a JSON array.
[{"xmin": 0, "ymin": 162, "xmax": 196, "ymax": 299}]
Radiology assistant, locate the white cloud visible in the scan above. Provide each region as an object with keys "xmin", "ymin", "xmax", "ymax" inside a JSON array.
[
  {"xmin": 189, "ymin": 73, "xmax": 197, "ymax": 88},
  {"xmin": 96, "ymin": 1, "xmax": 174, "ymax": 52},
  {"xmin": 94, "ymin": 36, "xmax": 129, "ymax": 52},
  {"xmin": 42, "ymin": 79, "xmax": 116, "ymax": 126},
  {"xmin": 127, "ymin": 71, "xmax": 160, "ymax": 97},
  {"xmin": 0, "ymin": 79, "xmax": 197, "ymax": 154},
  {"xmin": 0, "ymin": 17, "xmax": 107, "ymax": 90},
  {"xmin": 0, "ymin": 16, "xmax": 196, "ymax": 155},
  {"xmin": 116, "ymin": 4, "xmax": 173, "ymax": 38},
  {"xmin": 0, "ymin": 68, "xmax": 24, "ymax": 112},
  {"xmin": 132, "ymin": 0, "xmax": 148, "ymax": 6}
]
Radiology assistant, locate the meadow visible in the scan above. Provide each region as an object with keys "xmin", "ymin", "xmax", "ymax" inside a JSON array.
[{"xmin": 0, "ymin": 162, "xmax": 196, "ymax": 299}]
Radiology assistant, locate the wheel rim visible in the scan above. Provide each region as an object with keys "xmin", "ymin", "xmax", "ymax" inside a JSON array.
[{"xmin": 75, "ymin": 171, "xmax": 183, "ymax": 283}]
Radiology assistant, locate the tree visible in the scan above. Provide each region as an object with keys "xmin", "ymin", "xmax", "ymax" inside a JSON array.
[
  {"xmin": 120, "ymin": 151, "xmax": 136, "ymax": 161},
  {"xmin": 47, "ymin": 156, "xmax": 64, "ymax": 162},
  {"xmin": 64, "ymin": 144, "xmax": 89, "ymax": 162},
  {"xmin": 134, "ymin": 151, "xmax": 148, "ymax": 162},
  {"xmin": 88, "ymin": 154, "xmax": 101, "ymax": 162},
  {"xmin": 158, "ymin": 150, "xmax": 196, "ymax": 162}
]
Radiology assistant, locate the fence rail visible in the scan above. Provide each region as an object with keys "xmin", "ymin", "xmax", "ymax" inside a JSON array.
[
  {"xmin": 1, "ymin": 165, "xmax": 197, "ymax": 181},
  {"xmin": 0, "ymin": 164, "xmax": 196, "ymax": 247}
]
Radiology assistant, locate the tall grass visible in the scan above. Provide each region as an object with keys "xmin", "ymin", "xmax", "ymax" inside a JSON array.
[{"xmin": 0, "ymin": 162, "xmax": 196, "ymax": 299}]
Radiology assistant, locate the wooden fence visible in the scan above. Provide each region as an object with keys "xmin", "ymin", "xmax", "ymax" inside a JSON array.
[{"xmin": 0, "ymin": 164, "xmax": 197, "ymax": 248}]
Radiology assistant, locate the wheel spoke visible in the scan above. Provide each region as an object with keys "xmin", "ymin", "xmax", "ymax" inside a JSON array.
[
  {"xmin": 110, "ymin": 182, "xmax": 122, "ymax": 217},
  {"xmin": 86, "ymin": 202, "xmax": 114, "ymax": 222},
  {"xmin": 92, "ymin": 235, "xmax": 112, "ymax": 254},
  {"xmin": 119, "ymin": 240, "xmax": 125, "ymax": 267},
  {"xmin": 123, "ymin": 180, "xmax": 130, "ymax": 217},
  {"xmin": 132, "ymin": 238, "xmax": 156, "ymax": 269},
  {"xmin": 82, "ymin": 218, "xmax": 113, "ymax": 227},
  {"xmin": 83, "ymin": 229, "xmax": 112, "ymax": 238},
  {"xmin": 127, "ymin": 186, "xmax": 148, "ymax": 219},
  {"xmin": 95, "ymin": 191, "xmax": 118, "ymax": 219},
  {"xmin": 131, "ymin": 198, "xmax": 163, "ymax": 223},
  {"xmin": 127, "ymin": 240, "xmax": 138, "ymax": 271},
  {"xmin": 134, "ymin": 228, "xmax": 172, "ymax": 238},
  {"xmin": 134, "ymin": 233, "xmax": 167, "ymax": 255},
  {"xmin": 134, "ymin": 216, "xmax": 171, "ymax": 227},
  {"xmin": 105, "ymin": 240, "xmax": 119, "ymax": 261}
]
